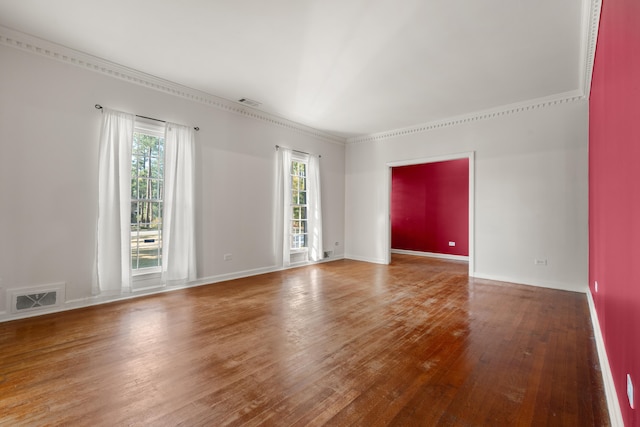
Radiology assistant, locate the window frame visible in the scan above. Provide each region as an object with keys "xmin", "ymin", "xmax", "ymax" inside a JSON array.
[
  {"xmin": 290, "ymin": 153, "xmax": 309, "ymax": 254},
  {"xmin": 130, "ymin": 119, "xmax": 165, "ymax": 276}
]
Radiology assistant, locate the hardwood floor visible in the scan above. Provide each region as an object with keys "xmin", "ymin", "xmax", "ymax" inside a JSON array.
[{"xmin": 0, "ymin": 255, "xmax": 609, "ymax": 426}]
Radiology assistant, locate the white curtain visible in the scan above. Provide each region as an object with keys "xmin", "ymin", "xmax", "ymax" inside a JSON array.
[
  {"xmin": 95, "ymin": 109, "xmax": 134, "ymax": 294},
  {"xmin": 278, "ymin": 147, "xmax": 293, "ymax": 267},
  {"xmin": 162, "ymin": 123, "xmax": 196, "ymax": 284},
  {"xmin": 307, "ymin": 155, "xmax": 323, "ymax": 262}
]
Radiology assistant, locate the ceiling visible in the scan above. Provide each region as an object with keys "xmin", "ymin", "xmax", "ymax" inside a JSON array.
[{"xmin": 0, "ymin": 0, "xmax": 592, "ymax": 139}]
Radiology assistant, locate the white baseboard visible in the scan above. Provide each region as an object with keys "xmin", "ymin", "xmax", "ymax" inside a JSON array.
[
  {"xmin": 0, "ymin": 256, "xmax": 346, "ymax": 323},
  {"xmin": 471, "ymin": 272, "xmax": 587, "ymax": 294},
  {"xmin": 285, "ymin": 254, "xmax": 346, "ymax": 270},
  {"xmin": 391, "ymin": 249, "xmax": 469, "ymax": 262},
  {"xmin": 587, "ymin": 290, "xmax": 624, "ymax": 427},
  {"xmin": 344, "ymin": 254, "xmax": 388, "ymax": 265},
  {"xmin": 192, "ymin": 264, "xmax": 282, "ymax": 287}
]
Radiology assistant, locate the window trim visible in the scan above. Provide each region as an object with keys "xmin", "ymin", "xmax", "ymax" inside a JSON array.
[
  {"xmin": 289, "ymin": 153, "xmax": 309, "ymax": 252},
  {"xmin": 130, "ymin": 119, "xmax": 165, "ymax": 276}
]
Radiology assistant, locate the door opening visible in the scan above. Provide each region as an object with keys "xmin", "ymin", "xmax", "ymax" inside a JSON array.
[{"xmin": 386, "ymin": 152, "xmax": 474, "ymax": 276}]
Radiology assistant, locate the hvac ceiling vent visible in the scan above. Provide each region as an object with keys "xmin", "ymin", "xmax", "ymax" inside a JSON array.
[
  {"xmin": 237, "ymin": 98, "xmax": 262, "ymax": 108},
  {"xmin": 8, "ymin": 283, "xmax": 65, "ymax": 314}
]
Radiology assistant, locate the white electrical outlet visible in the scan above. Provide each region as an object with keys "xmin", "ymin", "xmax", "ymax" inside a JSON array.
[
  {"xmin": 223, "ymin": 253, "xmax": 232, "ymax": 261},
  {"xmin": 534, "ymin": 259, "xmax": 548, "ymax": 266},
  {"xmin": 448, "ymin": 241, "xmax": 456, "ymax": 247},
  {"xmin": 595, "ymin": 281, "xmax": 598, "ymax": 293},
  {"xmin": 628, "ymin": 374, "xmax": 634, "ymax": 409}
]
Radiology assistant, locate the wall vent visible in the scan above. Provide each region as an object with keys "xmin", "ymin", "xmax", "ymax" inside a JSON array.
[
  {"xmin": 237, "ymin": 98, "xmax": 262, "ymax": 108},
  {"xmin": 8, "ymin": 283, "xmax": 65, "ymax": 314}
]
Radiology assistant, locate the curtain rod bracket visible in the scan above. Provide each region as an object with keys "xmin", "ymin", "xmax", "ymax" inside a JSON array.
[
  {"xmin": 94, "ymin": 104, "xmax": 198, "ymax": 131},
  {"xmin": 275, "ymin": 145, "xmax": 321, "ymax": 158}
]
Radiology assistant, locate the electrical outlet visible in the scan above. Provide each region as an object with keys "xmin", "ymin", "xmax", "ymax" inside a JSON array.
[
  {"xmin": 335, "ymin": 241, "xmax": 339, "ymax": 246},
  {"xmin": 628, "ymin": 374, "xmax": 634, "ymax": 409},
  {"xmin": 223, "ymin": 253, "xmax": 232, "ymax": 261},
  {"xmin": 534, "ymin": 259, "xmax": 547, "ymax": 266},
  {"xmin": 448, "ymin": 241, "xmax": 456, "ymax": 247}
]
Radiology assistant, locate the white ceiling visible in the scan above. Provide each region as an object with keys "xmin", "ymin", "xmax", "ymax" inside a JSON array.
[{"xmin": 0, "ymin": 0, "xmax": 590, "ymax": 139}]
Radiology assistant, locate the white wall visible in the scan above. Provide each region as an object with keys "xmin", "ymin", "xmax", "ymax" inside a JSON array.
[
  {"xmin": 0, "ymin": 45, "xmax": 345, "ymax": 317},
  {"xmin": 345, "ymin": 99, "xmax": 589, "ymax": 292}
]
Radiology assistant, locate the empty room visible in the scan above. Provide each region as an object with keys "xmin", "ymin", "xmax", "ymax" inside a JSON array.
[{"xmin": 0, "ymin": 0, "xmax": 637, "ymax": 425}]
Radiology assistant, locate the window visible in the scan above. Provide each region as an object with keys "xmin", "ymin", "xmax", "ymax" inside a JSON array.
[
  {"xmin": 278, "ymin": 147, "xmax": 322, "ymax": 267},
  {"xmin": 130, "ymin": 122, "xmax": 165, "ymax": 272},
  {"xmin": 96, "ymin": 109, "xmax": 196, "ymax": 294},
  {"xmin": 290, "ymin": 157, "xmax": 308, "ymax": 251}
]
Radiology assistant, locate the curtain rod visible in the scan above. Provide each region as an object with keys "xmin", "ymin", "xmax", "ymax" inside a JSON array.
[
  {"xmin": 95, "ymin": 104, "xmax": 199, "ymax": 131},
  {"xmin": 275, "ymin": 145, "xmax": 321, "ymax": 158}
]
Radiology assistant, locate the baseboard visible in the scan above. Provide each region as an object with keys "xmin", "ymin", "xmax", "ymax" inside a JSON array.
[
  {"xmin": 0, "ymin": 257, "xmax": 346, "ymax": 323},
  {"xmin": 344, "ymin": 254, "xmax": 388, "ymax": 265},
  {"xmin": 192, "ymin": 265, "xmax": 282, "ymax": 287},
  {"xmin": 284, "ymin": 254, "xmax": 346, "ymax": 270},
  {"xmin": 391, "ymin": 249, "xmax": 469, "ymax": 262},
  {"xmin": 587, "ymin": 290, "xmax": 624, "ymax": 427},
  {"xmin": 471, "ymin": 272, "xmax": 587, "ymax": 294}
]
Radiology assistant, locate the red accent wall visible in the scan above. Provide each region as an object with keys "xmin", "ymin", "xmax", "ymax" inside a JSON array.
[
  {"xmin": 590, "ymin": 0, "xmax": 640, "ymax": 424},
  {"xmin": 391, "ymin": 159, "xmax": 468, "ymax": 256}
]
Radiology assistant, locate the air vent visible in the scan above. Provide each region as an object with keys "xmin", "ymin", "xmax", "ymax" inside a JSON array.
[
  {"xmin": 238, "ymin": 98, "xmax": 262, "ymax": 108},
  {"xmin": 9, "ymin": 283, "xmax": 65, "ymax": 314},
  {"xmin": 16, "ymin": 292, "xmax": 57, "ymax": 310}
]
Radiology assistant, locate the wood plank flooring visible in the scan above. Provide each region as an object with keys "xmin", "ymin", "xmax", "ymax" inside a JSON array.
[{"xmin": 0, "ymin": 255, "xmax": 609, "ymax": 426}]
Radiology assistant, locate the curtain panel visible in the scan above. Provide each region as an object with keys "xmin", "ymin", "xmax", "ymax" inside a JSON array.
[
  {"xmin": 278, "ymin": 148, "xmax": 293, "ymax": 267},
  {"xmin": 162, "ymin": 123, "xmax": 197, "ymax": 284},
  {"xmin": 307, "ymin": 155, "xmax": 323, "ymax": 262},
  {"xmin": 94, "ymin": 109, "xmax": 134, "ymax": 294}
]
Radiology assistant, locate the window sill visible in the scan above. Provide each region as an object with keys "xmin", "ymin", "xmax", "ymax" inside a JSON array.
[
  {"xmin": 290, "ymin": 248, "xmax": 308, "ymax": 254},
  {"xmin": 133, "ymin": 268, "xmax": 161, "ymax": 277}
]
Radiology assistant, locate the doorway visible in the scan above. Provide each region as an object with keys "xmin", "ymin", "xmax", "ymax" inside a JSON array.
[{"xmin": 385, "ymin": 152, "xmax": 474, "ymax": 276}]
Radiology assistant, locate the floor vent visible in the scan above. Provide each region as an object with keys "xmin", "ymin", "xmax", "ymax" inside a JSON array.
[{"xmin": 8, "ymin": 283, "xmax": 65, "ymax": 314}]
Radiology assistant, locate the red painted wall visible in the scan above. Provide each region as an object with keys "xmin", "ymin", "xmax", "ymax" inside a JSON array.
[
  {"xmin": 391, "ymin": 159, "xmax": 468, "ymax": 256},
  {"xmin": 590, "ymin": 0, "xmax": 640, "ymax": 424}
]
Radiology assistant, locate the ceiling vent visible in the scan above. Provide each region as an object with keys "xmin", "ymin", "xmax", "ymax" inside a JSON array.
[{"xmin": 237, "ymin": 98, "xmax": 262, "ymax": 108}]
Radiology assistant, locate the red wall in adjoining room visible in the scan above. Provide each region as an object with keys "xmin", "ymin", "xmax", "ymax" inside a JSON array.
[
  {"xmin": 590, "ymin": 0, "xmax": 640, "ymax": 425},
  {"xmin": 391, "ymin": 159, "xmax": 468, "ymax": 257}
]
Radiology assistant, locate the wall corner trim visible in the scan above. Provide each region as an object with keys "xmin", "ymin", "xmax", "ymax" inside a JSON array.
[{"xmin": 586, "ymin": 290, "xmax": 624, "ymax": 427}]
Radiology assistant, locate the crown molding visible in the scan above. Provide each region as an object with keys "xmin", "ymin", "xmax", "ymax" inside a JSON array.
[
  {"xmin": 1, "ymin": 0, "xmax": 601, "ymax": 148},
  {"xmin": 581, "ymin": 0, "xmax": 602, "ymax": 97},
  {"xmin": 347, "ymin": 91, "xmax": 586, "ymax": 144},
  {"xmin": 0, "ymin": 25, "xmax": 346, "ymax": 145},
  {"xmin": 347, "ymin": 0, "xmax": 601, "ymax": 145}
]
